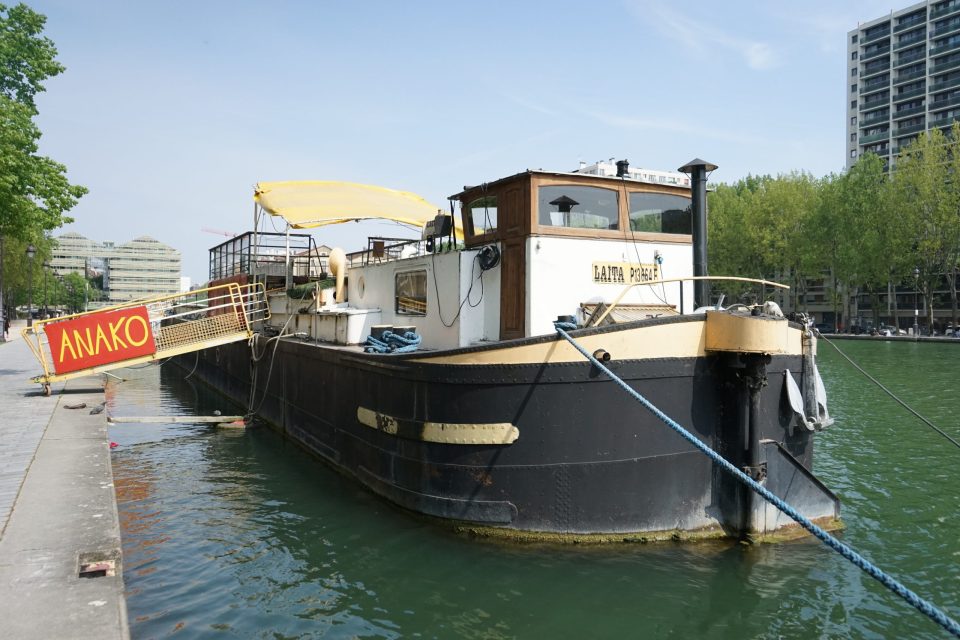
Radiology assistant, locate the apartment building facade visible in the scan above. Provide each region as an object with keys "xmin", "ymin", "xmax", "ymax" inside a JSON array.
[
  {"xmin": 50, "ymin": 232, "xmax": 182, "ymax": 305},
  {"xmin": 847, "ymin": 0, "xmax": 960, "ymax": 168}
]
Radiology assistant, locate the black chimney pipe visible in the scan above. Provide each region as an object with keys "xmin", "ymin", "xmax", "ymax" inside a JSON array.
[
  {"xmin": 678, "ymin": 158, "xmax": 717, "ymax": 310},
  {"xmin": 616, "ymin": 159, "xmax": 630, "ymax": 178}
]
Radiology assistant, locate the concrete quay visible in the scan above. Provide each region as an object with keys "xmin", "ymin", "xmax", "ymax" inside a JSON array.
[{"xmin": 0, "ymin": 320, "xmax": 128, "ymax": 639}]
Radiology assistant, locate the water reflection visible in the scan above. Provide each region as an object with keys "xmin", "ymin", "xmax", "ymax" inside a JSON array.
[{"xmin": 110, "ymin": 346, "xmax": 960, "ymax": 638}]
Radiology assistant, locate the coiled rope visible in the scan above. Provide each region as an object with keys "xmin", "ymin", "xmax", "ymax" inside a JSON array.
[
  {"xmin": 364, "ymin": 330, "xmax": 422, "ymax": 354},
  {"xmin": 554, "ymin": 321, "xmax": 960, "ymax": 638}
]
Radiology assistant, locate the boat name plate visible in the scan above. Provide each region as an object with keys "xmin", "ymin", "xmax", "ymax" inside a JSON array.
[{"xmin": 592, "ymin": 262, "xmax": 660, "ymax": 285}]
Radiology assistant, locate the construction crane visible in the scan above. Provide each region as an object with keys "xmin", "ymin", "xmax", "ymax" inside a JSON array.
[{"xmin": 201, "ymin": 227, "xmax": 239, "ymax": 238}]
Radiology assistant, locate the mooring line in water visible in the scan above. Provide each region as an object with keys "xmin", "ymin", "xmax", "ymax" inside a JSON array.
[
  {"xmin": 554, "ymin": 323, "xmax": 960, "ymax": 638},
  {"xmin": 245, "ymin": 294, "xmax": 308, "ymax": 419},
  {"xmin": 817, "ymin": 333, "xmax": 960, "ymax": 451},
  {"xmin": 247, "ymin": 332, "xmax": 284, "ymax": 419}
]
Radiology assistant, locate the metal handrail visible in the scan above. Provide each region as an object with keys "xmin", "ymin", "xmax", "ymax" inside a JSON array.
[
  {"xmin": 589, "ymin": 276, "xmax": 790, "ymax": 328},
  {"xmin": 20, "ymin": 282, "xmax": 268, "ymax": 393}
]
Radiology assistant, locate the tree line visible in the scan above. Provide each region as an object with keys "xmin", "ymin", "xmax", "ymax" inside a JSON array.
[
  {"xmin": 0, "ymin": 3, "xmax": 86, "ymax": 327},
  {"xmin": 708, "ymin": 125, "xmax": 960, "ymax": 331}
]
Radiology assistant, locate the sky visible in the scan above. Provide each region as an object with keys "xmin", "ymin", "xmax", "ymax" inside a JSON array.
[{"xmin": 26, "ymin": 0, "xmax": 899, "ymax": 283}]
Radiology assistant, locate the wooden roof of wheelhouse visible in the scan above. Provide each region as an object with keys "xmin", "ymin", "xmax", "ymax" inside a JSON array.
[{"xmin": 452, "ymin": 170, "xmax": 693, "ymax": 248}]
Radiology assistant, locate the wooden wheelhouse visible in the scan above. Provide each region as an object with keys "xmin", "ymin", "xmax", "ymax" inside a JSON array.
[{"xmin": 455, "ymin": 170, "xmax": 694, "ymax": 339}]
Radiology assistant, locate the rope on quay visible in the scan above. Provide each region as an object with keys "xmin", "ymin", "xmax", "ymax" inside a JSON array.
[
  {"xmin": 817, "ymin": 331, "xmax": 960, "ymax": 451},
  {"xmin": 553, "ymin": 321, "xmax": 960, "ymax": 638}
]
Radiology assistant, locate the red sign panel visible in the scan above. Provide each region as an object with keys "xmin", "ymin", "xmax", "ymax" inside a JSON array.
[{"xmin": 45, "ymin": 306, "xmax": 157, "ymax": 375}]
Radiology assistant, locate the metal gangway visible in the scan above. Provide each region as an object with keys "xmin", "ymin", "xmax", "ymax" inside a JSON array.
[{"xmin": 21, "ymin": 282, "xmax": 268, "ymax": 395}]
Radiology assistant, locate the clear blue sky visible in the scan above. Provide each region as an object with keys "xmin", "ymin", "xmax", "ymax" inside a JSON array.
[{"xmin": 27, "ymin": 0, "xmax": 895, "ymax": 283}]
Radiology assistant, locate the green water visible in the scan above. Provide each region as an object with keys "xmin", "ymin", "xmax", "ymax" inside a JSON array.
[{"xmin": 109, "ymin": 343, "xmax": 960, "ymax": 639}]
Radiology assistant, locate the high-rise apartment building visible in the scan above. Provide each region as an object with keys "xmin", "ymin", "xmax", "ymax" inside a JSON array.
[
  {"xmin": 846, "ymin": 0, "xmax": 960, "ymax": 169},
  {"xmin": 50, "ymin": 232, "xmax": 181, "ymax": 305}
]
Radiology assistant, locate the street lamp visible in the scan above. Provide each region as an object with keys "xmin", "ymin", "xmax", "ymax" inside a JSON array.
[
  {"xmin": 42, "ymin": 261, "xmax": 50, "ymax": 319},
  {"xmin": 913, "ymin": 266, "xmax": 920, "ymax": 338},
  {"xmin": 25, "ymin": 244, "xmax": 36, "ymax": 327}
]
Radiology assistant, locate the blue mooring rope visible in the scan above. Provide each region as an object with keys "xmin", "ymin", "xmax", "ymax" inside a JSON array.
[
  {"xmin": 553, "ymin": 321, "xmax": 960, "ymax": 638},
  {"xmin": 364, "ymin": 330, "xmax": 422, "ymax": 354}
]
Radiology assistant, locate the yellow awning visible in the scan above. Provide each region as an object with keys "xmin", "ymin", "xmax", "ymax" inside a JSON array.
[{"xmin": 254, "ymin": 180, "xmax": 444, "ymax": 230}]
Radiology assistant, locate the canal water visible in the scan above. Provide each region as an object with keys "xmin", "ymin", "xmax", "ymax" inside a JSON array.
[{"xmin": 109, "ymin": 342, "xmax": 960, "ymax": 639}]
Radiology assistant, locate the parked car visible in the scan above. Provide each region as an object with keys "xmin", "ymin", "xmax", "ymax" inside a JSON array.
[
  {"xmin": 879, "ymin": 324, "xmax": 906, "ymax": 336},
  {"xmin": 814, "ymin": 323, "xmax": 834, "ymax": 334}
]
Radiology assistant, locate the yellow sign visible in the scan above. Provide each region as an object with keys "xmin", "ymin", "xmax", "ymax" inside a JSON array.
[{"xmin": 592, "ymin": 262, "xmax": 660, "ymax": 285}]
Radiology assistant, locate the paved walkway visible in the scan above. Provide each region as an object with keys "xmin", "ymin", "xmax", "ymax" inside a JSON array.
[
  {"xmin": 0, "ymin": 319, "xmax": 63, "ymax": 529},
  {"xmin": 0, "ymin": 320, "xmax": 128, "ymax": 639}
]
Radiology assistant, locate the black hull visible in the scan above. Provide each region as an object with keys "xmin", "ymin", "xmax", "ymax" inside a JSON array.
[{"xmin": 180, "ymin": 322, "xmax": 839, "ymax": 541}]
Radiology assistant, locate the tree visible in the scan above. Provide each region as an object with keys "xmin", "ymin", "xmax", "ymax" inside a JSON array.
[
  {"xmin": 708, "ymin": 173, "xmax": 823, "ymax": 310},
  {"xmin": 829, "ymin": 152, "xmax": 908, "ymax": 328},
  {"xmin": 808, "ymin": 172, "xmax": 845, "ymax": 329},
  {"xmin": 59, "ymin": 271, "xmax": 87, "ymax": 313},
  {"xmin": 0, "ymin": 3, "xmax": 86, "ymax": 336},
  {"xmin": 889, "ymin": 128, "xmax": 960, "ymax": 331}
]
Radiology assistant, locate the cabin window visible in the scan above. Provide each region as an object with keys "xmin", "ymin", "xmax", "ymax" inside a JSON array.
[
  {"xmin": 628, "ymin": 193, "xmax": 692, "ymax": 234},
  {"xmin": 395, "ymin": 270, "xmax": 427, "ymax": 316},
  {"xmin": 538, "ymin": 185, "xmax": 619, "ymax": 230},
  {"xmin": 468, "ymin": 196, "xmax": 497, "ymax": 235}
]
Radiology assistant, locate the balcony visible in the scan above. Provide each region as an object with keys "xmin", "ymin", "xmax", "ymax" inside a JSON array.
[
  {"xmin": 863, "ymin": 26, "xmax": 892, "ymax": 44},
  {"xmin": 862, "ymin": 44, "xmax": 891, "ymax": 61},
  {"xmin": 896, "ymin": 14, "xmax": 927, "ymax": 32},
  {"xmin": 931, "ymin": 74, "xmax": 960, "ymax": 91},
  {"xmin": 930, "ymin": 39, "xmax": 960, "ymax": 56},
  {"xmin": 894, "ymin": 122, "xmax": 927, "ymax": 136},
  {"xmin": 934, "ymin": 56, "xmax": 960, "ymax": 72},
  {"xmin": 860, "ymin": 130, "xmax": 891, "ymax": 144},
  {"xmin": 894, "ymin": 105, "xmax": 925, "ymax": 119},
  {"xmin": 932, "ymin": 1, "xmax": 960, "ymax": 19},
  {"xmin": 894, "ymin": 86, "xmax": 925, "ymax": 101},
  {"xmin": 896, "ymin": 18, "xmax": 927, "ymax": 34},
  {"xmin": 863, "ymin": 146, "xmax": 891, "ymax": 156},
  {"xmin": 930, "ymin": 115, "xmax": 959, "ymax": 128},
  {"xmin": 930, "ymin": 93, "xmax": 960, "ymax": 109},
  {"xmin": 933, "ymin": 19, "xmax": 960, "ymax": 36},
  {"xmin": 896, "ymin": 49, "xmax": 926, "ymax": 66},
  {"xmin": 861, "ymin": 95, "xmax": 890, "ymax": 111},
  {"xmin": 894, "ymin": 69, "xmax": 925, "ymax": 84},
  {"xmin": 860, "ymin": 79, "xmax": 891, "ymax": 95},
  {"xmin": 895, "ymin": 35, "xmax": 926, "ymax": 51},
  {"xmin": 861, "ymin": 112, "xmax": 890, "ymax": 126},
  {"xmin": 862, "ymin": 62, "xmax": 891, "ymax": 79}
]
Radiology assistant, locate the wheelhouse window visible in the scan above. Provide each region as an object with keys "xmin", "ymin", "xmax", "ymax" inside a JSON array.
[
  {"xmin": 538, "ymin": 185, "xmax": 619, "ymax": 230},
  {"xmin": 467, "ymin": 196, "xmax": 497, "ymax": 235},
  {"xmin": 628, "ymin": 193, "xmax": 692, "ymax": 235},
  {"xmin": 395, "ymin": 270, "xmax": 427, "ymax": 316}
]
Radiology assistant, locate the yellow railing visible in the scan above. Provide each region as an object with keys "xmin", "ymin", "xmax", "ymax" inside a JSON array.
[
  {"xmin": 397, "ymin": 296, "xmax": 427, "ymax": 315},
  {"xmin": 21, "ymin": 282, "xmax": 268, "ymax": 393}
]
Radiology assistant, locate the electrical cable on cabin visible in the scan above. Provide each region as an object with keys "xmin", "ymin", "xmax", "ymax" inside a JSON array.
[
  {"xmin": 617, "ymin": 173, "xmax": 670, "ymax": 309},
  {"xmin": 432, "ymin": 250, "xmax": 484, "ymax": 328},
  {"xmin": 448, "ymin": 198, "xmax": 457, "ymax": 251},
  {"xmin": 481, "ymin": 182, "xmax": 493, "ymax": 233}
]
